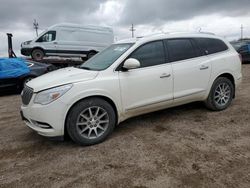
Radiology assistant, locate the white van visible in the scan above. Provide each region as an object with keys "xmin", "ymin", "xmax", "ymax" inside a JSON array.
[{"xmin": 21, "ymin": 23, "xmax": 114, "ymax": 61}]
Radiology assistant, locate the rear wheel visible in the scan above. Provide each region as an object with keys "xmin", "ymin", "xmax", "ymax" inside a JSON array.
[
  {"xmin": 66, "ymin": 98, "xmax": 116, "ymax": 146},
  {"xmin": 31, "ymin": 49, "xmax": 44, "ymax": 61},
  {"xmin": 205, "ymin": 77, "xmax": 234, "ymax": 111}
]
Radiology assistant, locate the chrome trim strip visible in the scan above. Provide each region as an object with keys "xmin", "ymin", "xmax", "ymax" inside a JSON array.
[
  {"xmin": 125, "ymin": 98, "xmax": 172, "ymax": 111},
  {"xmin": 174, "ymin": 90, "xmax": 204, "ymax": 100}
]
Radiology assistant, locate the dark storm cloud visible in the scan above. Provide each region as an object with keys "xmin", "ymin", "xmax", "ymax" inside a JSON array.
[
  {"xmin": 0, "ymin": 0, "xmax": 250, "ymax": 56},
  {"xmin": 0, "ymin": 0, "xmax": 249, "ymax": 30},
  {"xmin": 120, "ymin": 0, "xmax": 250, "ymax": 25},
  {"xmin": 0, "ymin": 0, "xmax": 106, "ymax": 30}
]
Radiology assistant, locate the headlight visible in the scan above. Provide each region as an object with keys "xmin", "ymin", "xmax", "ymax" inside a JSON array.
[
  {"xmin": 34, "ymin": 84, "xmax": 72, "ymax": 105},
  {"xmin": 23, "ymin": 41, "xmax": 31, "ymax": 45}
]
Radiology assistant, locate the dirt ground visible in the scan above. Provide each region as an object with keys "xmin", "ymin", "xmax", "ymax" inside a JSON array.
[{"xmin": 0, "ymin": 65, "xmax": 250, "ymax": 188}]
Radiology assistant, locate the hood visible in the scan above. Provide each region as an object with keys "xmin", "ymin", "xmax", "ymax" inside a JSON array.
[{"xmin": 27, "ymin": 67, "xmax": 98, "ymax": 92}]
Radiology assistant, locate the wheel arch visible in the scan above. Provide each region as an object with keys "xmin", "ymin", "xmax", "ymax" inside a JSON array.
[
  {"xmin": 214, "ymin": 72, "xmax": 235, "ymax": 98},
  {"xmin": 32, "ymin": 47, "xmax": 45, "ymax": 55},
  {"xmin": 64, "ymin": 95, "xmax": 119, "ymax": 136}
]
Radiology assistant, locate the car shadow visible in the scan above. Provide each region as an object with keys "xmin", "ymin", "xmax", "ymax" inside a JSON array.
[{"xmin": 113, "ymin": 101, "xmax": 208, "ymax": 135}]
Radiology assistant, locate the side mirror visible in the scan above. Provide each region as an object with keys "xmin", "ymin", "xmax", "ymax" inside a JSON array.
[{"xmin": 123, "ymin": 58, "xmax": 140, "ymax": 70}]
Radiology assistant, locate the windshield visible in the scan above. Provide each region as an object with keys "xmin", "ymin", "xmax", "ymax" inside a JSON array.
[{"xmin": 80, "ymin": 43, "xmax": 134, "ymax": 71}]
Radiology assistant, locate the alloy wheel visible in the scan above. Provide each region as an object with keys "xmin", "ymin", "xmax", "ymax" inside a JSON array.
[
  {"xmin": 76, "ymin": 106, "xmax": 109, "ymax": 139},
  {"xmin": 214, "ymin": 82, "xmax": 231, "ymax": 107}
]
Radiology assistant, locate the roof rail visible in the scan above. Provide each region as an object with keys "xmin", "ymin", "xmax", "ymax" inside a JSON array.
[
  {"xmin": 136, "ymin": 33, "xmax": 166, "ymax": 39},
  {"xmin": 135, "ymin": 31, "xmax": 215, "ymax": 40},
  {"xmin": 198, "ymin": 31, "xmax": 215, "ymax": 35},
  {"xmin": 167, "ymin": 31, "xmax": 215, "ymax": 35}
]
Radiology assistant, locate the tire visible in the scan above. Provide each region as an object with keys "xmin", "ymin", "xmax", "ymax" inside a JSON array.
[
  {"xmin": 66, "ymin": 98, "xmax": 116, "ymax": 146},
  {"xmin": 31, "ymin": 49, "xmax": 44, "ymax": 61},
  {"xmin": 87, "ymin": 51, "xmax": 97, "ymax": 59},
  {"xmin": 205, "ymin": 77, "xmax": 234, "ymax": 111}
]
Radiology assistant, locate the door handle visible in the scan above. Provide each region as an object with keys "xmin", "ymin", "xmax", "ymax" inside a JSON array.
[
  {"xmin": 53, "ymin": 42, "xmax": 58, "ymax": 44},
  {"xmin": 200, "ymin": 65, "xmax": 209, "ymax": 70},
  {"xmin": 160, "ymin": 73, "xmax": 171, "ymax": 78}
]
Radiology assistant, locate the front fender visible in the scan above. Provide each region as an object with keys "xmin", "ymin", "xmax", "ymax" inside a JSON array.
[{"xmin": 62, "ymin": 88, "xmax": 123, "ymax": 127}]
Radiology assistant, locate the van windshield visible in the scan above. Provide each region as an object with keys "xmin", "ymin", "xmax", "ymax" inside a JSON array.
[{"xmin": 80, "ymin": 43, "xmax": 134, "ymax": 71}]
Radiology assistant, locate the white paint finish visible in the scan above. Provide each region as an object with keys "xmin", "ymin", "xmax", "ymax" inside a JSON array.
[
  {"xmin": 21, "ymin": 33, "xmax": 242, "ymax": 137},
  {"xmin": 21, "ymin": 23, "xmax": 114, "ymax": 57},
  {"xmin": 172, "ymin": 55, "xmax": 211, "ymax": 100},
  {"xmin": 27, "ymin": 67, "xmax": 98, "ymax": 92},
  {"xmin": 118, "ymin": 63, "xmax": 173, "ymax": 112}
]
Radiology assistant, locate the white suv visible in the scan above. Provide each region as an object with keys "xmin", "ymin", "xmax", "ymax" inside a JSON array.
[{"xmin": 20, "ymin": 33, "xmax": 242, "ymax": 145}]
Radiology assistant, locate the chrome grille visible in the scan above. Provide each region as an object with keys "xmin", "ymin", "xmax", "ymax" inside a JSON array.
[{"xmin": 21, "ymin": 86, "xmax": 33, "ymax": 105}]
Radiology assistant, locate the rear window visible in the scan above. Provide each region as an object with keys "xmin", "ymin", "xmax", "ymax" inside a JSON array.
[
  {"xmin": 195, "ymin": 38, "xmax": 228, "ymax": 55},
  {"xmin": 165, "ymin": 39, "xmax": 197, "ymax": 62}
]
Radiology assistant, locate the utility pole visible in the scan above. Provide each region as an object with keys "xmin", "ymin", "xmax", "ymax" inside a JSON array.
[
  {"xmin": 130, "ymin": 24, "xmax": 136, "ymax": 38},
  {"xmin": 241, "ymin": 24, "xmax": 244, "ymax": 40},
  {"xmin": 33, "ymin": 19, "xmax": 39, "ymax": 37}
]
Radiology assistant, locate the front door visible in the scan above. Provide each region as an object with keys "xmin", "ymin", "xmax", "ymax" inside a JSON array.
[
  {"xmin": 118, "ymin": 41, "xmax": 173, "ymax": 117},
  {"xmin": 35, "ymin": 31, "xmax": 57, "ymax": 55}
]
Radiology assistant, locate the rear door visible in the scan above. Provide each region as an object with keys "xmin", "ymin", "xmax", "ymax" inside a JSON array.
[{"xmin": 165, "ymin": 38, "xmax": 211, "ymax": 100}]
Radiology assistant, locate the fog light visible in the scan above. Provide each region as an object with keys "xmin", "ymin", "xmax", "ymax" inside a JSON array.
[{"xmin": 30, "ymin": 120, "xmax": 52, "ymax": 129}]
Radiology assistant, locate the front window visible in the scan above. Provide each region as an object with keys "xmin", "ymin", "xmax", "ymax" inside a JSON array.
[
  {"xmin": 129, "ymin": 41, "xmax": 166, "ymax": 68},
  {"xmin": 80, "ymin": 43, "xmax": 134, "ymax": 71},
  {"xmin": 36, "ymin": 31, "xmax": 56, "ymax": 42}
]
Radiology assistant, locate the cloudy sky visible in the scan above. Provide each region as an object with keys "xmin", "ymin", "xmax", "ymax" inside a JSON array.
[{"xmin": 0, "ymin": 0, "xmax": 250, "ymax": 56}]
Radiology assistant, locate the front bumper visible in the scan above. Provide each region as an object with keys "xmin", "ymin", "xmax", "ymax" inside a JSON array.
[
  {"xmin": 20, "ymin": 95, "xmax": 68, "ymax": 137},
  {"xmin": 21, "ymin": 48, "xmax": 32, "ymax": 56}
]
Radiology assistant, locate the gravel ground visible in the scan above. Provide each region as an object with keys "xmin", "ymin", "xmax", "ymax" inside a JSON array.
[{"xmin": 0, "ymin": 64, "xmax": 250, "ymax": 188}]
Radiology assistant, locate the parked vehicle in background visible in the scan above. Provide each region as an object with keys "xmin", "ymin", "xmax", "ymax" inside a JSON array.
[
  {"xmin": 21, "ymin": 23, "xmax": 114, "ymax": 61},
  {"xmin": 0, "ymin": 58, "xmax": 55, "ymax": 92},
  {"xmin": 21, "ymin": 33, "xmax": 242, "ymax": 146},
  {"xmin": 231, "ymin": 41, "xmax": 250, "ymax": 62}
]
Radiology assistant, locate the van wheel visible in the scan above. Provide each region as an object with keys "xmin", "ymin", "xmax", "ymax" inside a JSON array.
[
  {"xmin": 66, "ymin": 98, "xmax": 116, "ymax": 146},
  {"xmin": 32, "ymin": 49, "xmax": 44, "ymax": 61},
  {"xmin": 205, "ymin": 77, "xmax": 234, "ymax": 111},
  {"xmin": 87, "ymin": 51, "xmax": 97, "ymax": 59}
]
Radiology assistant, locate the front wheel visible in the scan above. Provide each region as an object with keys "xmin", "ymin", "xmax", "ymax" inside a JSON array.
[
  {"xmin": 66, "ymin": 98, "xmax": 116, "ymax": 146},
  {"xmin": 205, "ymin": 77, "xmax": 234, "ymax": 111},
  {"xmin": 31, "ymin": 49, "xmax": 44, "ymax": 61}
]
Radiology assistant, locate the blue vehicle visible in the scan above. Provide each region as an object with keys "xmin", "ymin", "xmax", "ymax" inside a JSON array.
[
  {"xmin": 0, "ymin": 58, "xmax": 55, "ymax": 92},
  {"xmin": 231, "ymin": 41, "xmax": 250, "ymax": 62}
]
